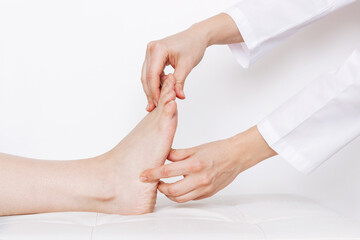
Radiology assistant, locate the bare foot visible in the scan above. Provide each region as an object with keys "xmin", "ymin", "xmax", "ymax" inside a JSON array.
[{"xmin": 96, "ymin": 75, "xmax": 178, "ymax": 215}]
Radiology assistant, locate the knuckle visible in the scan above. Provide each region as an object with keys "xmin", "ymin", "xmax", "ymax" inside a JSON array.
[
  {"xmin": 160, "ymin": 166, "xmax": 171, "ymax": 177},
  {"xmin": 146, "ymin": 41, "xmax": 154, "ymax": 51},
  {"xmin": 167, "ymin": 187, "xmax": 178, "ymax": 196},
  {"xmin": 203, "ymin": 187, "xmax": 212, "ymax": 195},
  {"xmin": 189, "ymin": 159, "xmax": 204, "ymax": 173},
  {"xmin": 147, "ymin": 41, "xmax": 162, "ymax": 52},
  {"xmin": 200, "ymin": 174, "xmax": 212, "ymax": 186}
]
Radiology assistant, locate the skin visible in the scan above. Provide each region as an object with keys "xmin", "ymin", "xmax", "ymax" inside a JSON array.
[
  {"xmin": 140, "ymin": 127, "xmax": 276, "ymax": 203},
  {"xmin": 140, "ymin": 13, "xmax": 277, "ymax": 203},
  {"xmin": 141, "ymin": 13, "xmax": 243, "ymax": 111},
  {"xmin": 0, "ymin": 75, "xmax": 178, "ymax": 216}
]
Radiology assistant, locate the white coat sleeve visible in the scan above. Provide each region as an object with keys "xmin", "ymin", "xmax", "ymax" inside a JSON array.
[
  {"xmin": 224, "ymin": 0, "xmax": 356, "ymax": 68},
  {"xmin": 257, "ymin": 46, "xmax": 360, "ymax": 174}
]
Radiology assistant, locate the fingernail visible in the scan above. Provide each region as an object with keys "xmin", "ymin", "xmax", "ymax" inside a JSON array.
[{"xmin": 140, "ymin": 176, "xmax": 148, "ymax": 182}]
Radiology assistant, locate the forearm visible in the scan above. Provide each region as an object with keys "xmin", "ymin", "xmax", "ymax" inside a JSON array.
[
  {"xmin": 230, "ymin": 126, "xmax": 277, "ymax": 173},
  {"xmin": 189, "ymin": 13, "xmax": 243, "ymax": 48},
  {"xmin": 0, "ymin": 153, "xmax": 109, "ymax": 216}
]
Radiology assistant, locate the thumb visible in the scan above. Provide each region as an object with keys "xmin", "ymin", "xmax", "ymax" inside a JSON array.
[{"xmin": 173, "ymin": 63, "xmax": 190, "ymax": 100}]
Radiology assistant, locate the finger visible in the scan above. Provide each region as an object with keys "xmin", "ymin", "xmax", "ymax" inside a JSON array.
[
  {"xmin": 160, "ymin": 71, "xmax": 166, "ymax": 87},
  {"xmin": 143, "ymin": 82, "xmax": 155, "ymax": 112},
  {"xmin": 173, "ymin": 62, "xmax": 189, "ymax": 99},
  {"xmin": 140, "ymin": 159, "xmax": 193, "ymax": 182},
  {"xmin": 194, "ymin": 193, "xmax": 215, "ymax": 200},
  {"xmin": 194, "ymin": 193, "xmax": 214, "ymax": 201},
  {"xmin": 141, "ymin": 60, "xmax": 155, "ymax": 112},
  {"xmin": 146, "ymin": 49, "xmax": 168, "ymax": 106},
  {"xmin": 167, "ymin": 148, "xmax": 194, "ymax": 162},
  {"xmin": 194, "ymin": 183, "xmax": 224, "ymax": 200},
  {"xmin": 167, "ymin": 188, "xmax": 206, "ymax": 203},
  {"xmin": 158, "ymin": 176, "xmax": 197, "ymax": 197}
]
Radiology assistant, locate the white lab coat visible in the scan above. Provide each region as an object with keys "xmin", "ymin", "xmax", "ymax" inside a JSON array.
[{"xmin": 225, "ymin": 0, "xmax": 360, "ymax": 174}]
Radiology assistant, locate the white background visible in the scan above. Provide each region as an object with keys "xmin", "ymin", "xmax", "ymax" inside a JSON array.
[{"xmin": 0, "ymin": 0, "xmax": 359, "ymax": 219}]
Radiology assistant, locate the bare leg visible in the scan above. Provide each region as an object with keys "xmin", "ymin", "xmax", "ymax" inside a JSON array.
[{"xmin": 0, "ymin": 76, "xmax": 178, "ymax": 216}]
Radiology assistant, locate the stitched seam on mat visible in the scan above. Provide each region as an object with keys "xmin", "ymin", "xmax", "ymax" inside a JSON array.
[
  {"xmin": 218, "ymin": 196, "xmax": 267, "ymax": 240},
  {"xmin": 90, "ymin": 213, "xmax": 98, "ymax": 240},
  {"xmin": 235, "ymin": 207, "xmax": 267, "ymax": 239},
  {"xmin": 306, "ymin": 238, "xmax": 360, "ymax": 240},
  {"xmin": 254, "ymin": 224, "xmax": 267, "ymax": 240},
  {"xmin": 0, "ymin": 220, "xmax": 98, "ymax": 226},
  {"xmin": 93, "ymin": 217, "xmax": 232, "ymax": 225}
]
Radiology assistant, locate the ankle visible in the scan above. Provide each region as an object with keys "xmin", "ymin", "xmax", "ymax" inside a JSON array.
[{"xmin": 85, "ymin": 154, "xmax": 117, "ymax": 203}]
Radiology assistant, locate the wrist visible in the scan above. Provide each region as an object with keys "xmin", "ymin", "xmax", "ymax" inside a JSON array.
[
  {"xmin": 188, "ymin": 21, "xmax": 213, "ymax": 48},
  {"xmin": 229, "ymin": 126, "xmax": 277, "ymax": 173},
  {"xmin": 190, "ymin": 13, "xmax": 243, "ymax": 48}
]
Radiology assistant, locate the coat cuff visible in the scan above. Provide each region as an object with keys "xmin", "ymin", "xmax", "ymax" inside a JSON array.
[
  {"xmin": 257, "ymin": 119, "xmax": 317, "ymax": 175},
  {"xmin": 223, "ymin": 7, "xmax": 257, "ymax": 68},
  {"xmin": 257, "ymin": 46, "xmax": 360, "ymax": 174}
]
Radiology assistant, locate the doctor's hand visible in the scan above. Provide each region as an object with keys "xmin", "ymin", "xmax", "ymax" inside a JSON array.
[
  {"xmin": 142, "ymin": 27, "xmax": 207, "ymax": 111},
  {"xmin": 142, "ymin": 13, "xmax": 243, "ymax": 112},
  {"xmin": 140, "ymin": 126, "xmax": 276, "ymax": 203}
]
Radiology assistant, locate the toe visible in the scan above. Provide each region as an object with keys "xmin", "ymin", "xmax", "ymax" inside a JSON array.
[
  {"xmin": 161, "ymin": 90, "xmax": 176, "ymax": 106},
  {"xmin": 159, "ymin": 74, "xmax": 176, "ymax": 105},
  {"xmin": 162, "ymin": 100, "xmax": 177, "ymax": 118}
]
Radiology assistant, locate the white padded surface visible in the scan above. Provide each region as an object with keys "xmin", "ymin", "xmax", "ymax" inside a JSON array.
[{"xmin": 0, "ymin": 194, "xmax": 359, "ymax": 239}]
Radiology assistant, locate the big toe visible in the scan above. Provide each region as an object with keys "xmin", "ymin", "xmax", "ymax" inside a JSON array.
[
  {"xmin": 159, "ymin": 74, "xmax": 176, "ymax": 106},
  {"xmin": 162, "ymin": 100, "xmax": 177, "ymax": 118}
]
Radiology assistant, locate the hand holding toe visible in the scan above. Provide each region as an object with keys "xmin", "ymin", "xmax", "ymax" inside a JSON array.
[
  {"xmin": 140, "ymin": 139, "xmax": 243, "ymax": 203},
  {"xmin": 140, "ymin": 127, "xmax": 277, "ymax": 203}
]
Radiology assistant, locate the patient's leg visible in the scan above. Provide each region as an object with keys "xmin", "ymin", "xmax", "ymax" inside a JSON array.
[{"xmin": 0, "ymin": 76, "xmax": 177, "ymax": 216}]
